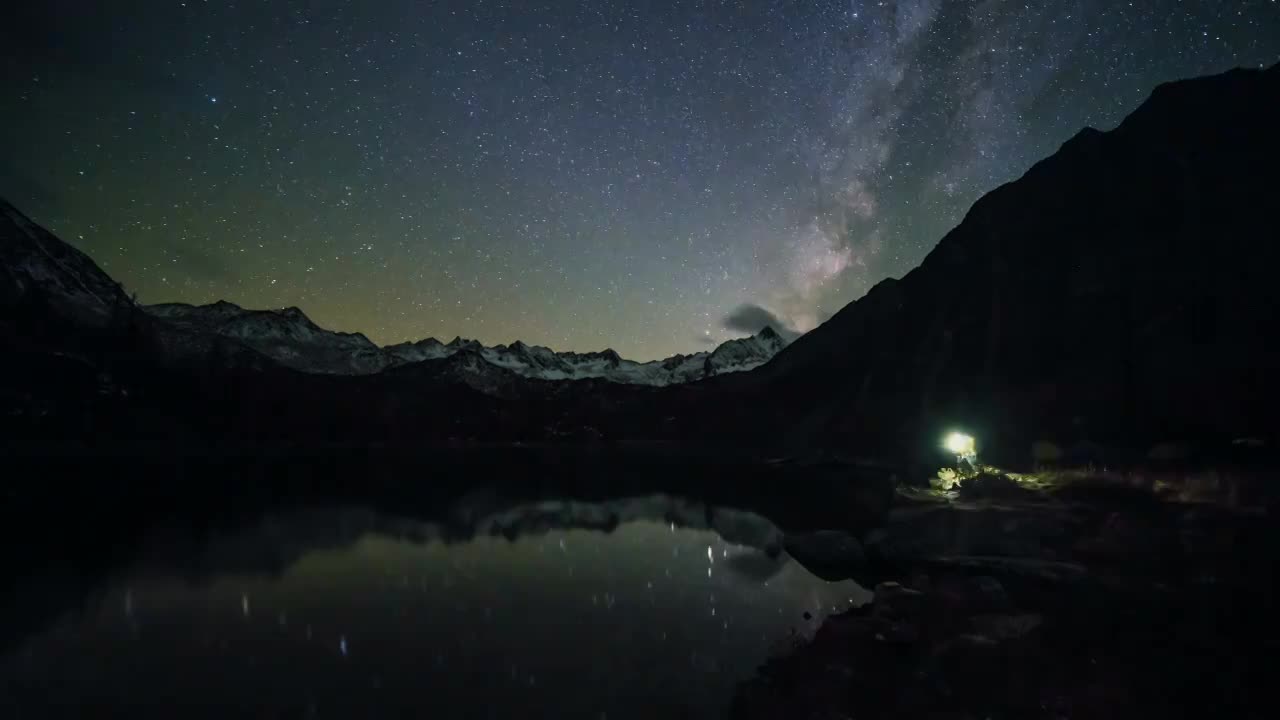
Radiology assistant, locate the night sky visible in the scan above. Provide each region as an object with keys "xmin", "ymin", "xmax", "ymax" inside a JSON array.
[{"xmin": 2, "ymin": 2, "xmax": 1277, "ymax": 360}]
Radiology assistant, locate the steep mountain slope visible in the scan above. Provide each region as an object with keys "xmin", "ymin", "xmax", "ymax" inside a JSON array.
[
  {"xmin": 6, "ymin": 64, "xmax": 1279, "ymax": 459},
  {"xmin": 0, "ymin": 199, "xmax": 294, "ymax": 376},
  {"xmin": 0, "ymin": 195, "xmax": 784, "ymax": 389},
  {"xmin": 149, "ymin": 301, "xmax": 392, "ymax": 375},
  {"xmin": 148, "ymin": 300, "xmax": 788, "ymax": 384},
  {"xmin": 706, "ymin": 326, "xmax": 788, "ymax": 375},
  {"xmin": 0, "ymin": 199, "xmax": 133, "ymax": 330},
  {"xmin": 752, "ymin": 64, "xmax": 1280, "ymax": 462},
  {"xmin": 0, "ymin": 192, "xmax": 775, "ymax": 451},
  {"xmin": 0, "ymin": 199, "xmax": 514, "ymax": 453}
]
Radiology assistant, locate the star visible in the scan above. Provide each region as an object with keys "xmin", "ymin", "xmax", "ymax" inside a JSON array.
[{"xmin": 1, "ymin": 1, "xmax": 1276, "ymax": 359}]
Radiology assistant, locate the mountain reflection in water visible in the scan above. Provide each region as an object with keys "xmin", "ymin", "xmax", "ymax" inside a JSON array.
[{"xmin": 1, "ymin": 503, "xmax": 868, "ymax": 719}]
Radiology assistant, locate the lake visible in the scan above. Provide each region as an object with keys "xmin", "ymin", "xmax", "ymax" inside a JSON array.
[{"xmin": 0, "ymin": 497, "xmax": 869, "ymax": 718}]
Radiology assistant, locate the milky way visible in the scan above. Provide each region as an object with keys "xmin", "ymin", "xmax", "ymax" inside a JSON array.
[{"xmin": 2, "ymin": 1, "xmax": 1277, "ymax": 359}]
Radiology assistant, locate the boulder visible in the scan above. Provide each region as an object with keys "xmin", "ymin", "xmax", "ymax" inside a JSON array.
[
  {"xmin": 872, "ymin": 581, "xmax": 928, "ymax": 619},
  {"xmin": 924, "ymin": 556, "xmax": 1090, "ymax": 585},
  {"xmin": 866, "ymin": 503, "xmax": 1078, "ymax": 566},
  {"xmin": 969, "ymin": 613, "xmax": 1043, "ymax": 641},
  {"xmin": 784, "ymin": 530, "xmax": 868, "ymax": 582},
  {"xmin": 710, "ymin": 507, "xmax": 784, "ymax": 556},
  {"xmin": 948, "ymin": 575, "xmax": 1013, "ymax": 615},
  {"xmin": 1075, "ymin": 510, "xmax": 1180, "ymax": 568},
  {"xmin": 723, "ymin": 550, "xmax": 789, "ymax": 583},
  {"xmin": 921, "ymin": 633, "xmax": 1014, "ymax": 707},
  {"xmin": 956, "ymin": 471, "xmax": 1037, "ymax": 501}
]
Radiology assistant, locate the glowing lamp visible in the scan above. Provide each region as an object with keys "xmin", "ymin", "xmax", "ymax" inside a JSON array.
[{"xmin": 944, "ymin": 432, "xmax": 976, "ymax": 458}]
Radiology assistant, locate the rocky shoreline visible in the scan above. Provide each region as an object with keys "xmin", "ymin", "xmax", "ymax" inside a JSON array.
[{"xmin": 737, "ymin": 468, "xmax": 1279, "ymax": 718}]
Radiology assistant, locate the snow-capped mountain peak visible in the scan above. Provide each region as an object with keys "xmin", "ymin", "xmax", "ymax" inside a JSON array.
[
  {"xmin": 705, "ymin": 325, "xmax": 788, "ymax": 374},
  {"xmin": 147, "ymin": 301, "xmax": 391, "ymax": 375},
  {"xmin": 5, "ymin": 194, "xmax": 786, "ymax": 388},
  {"xmin": 141, "ymin": 301, "xmax": 790, "ymax": 386}
]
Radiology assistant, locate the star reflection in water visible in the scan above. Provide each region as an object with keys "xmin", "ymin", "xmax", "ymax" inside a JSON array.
[{"xmin": 0, "ymin": 504, "xmax": 869, "ymax": 718}]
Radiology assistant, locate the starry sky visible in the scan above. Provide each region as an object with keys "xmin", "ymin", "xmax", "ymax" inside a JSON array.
[{"xmin": 2, "ymin": 1, "xmax": 1277, "ymax": 360}]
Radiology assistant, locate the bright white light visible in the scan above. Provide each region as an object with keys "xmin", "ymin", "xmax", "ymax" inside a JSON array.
[{"xmin": 944, "ymin": 432, "xmax": 975, "ymax": 456}]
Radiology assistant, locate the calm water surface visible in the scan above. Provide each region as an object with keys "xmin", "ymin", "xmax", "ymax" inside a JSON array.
[{"xmin": 1, "ymin": 503, "xmax": 867, "ymax": 718}]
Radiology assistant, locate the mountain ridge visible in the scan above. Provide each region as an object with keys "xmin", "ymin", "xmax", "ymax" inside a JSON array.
[
  {"xmin": 5, "ymin": 63, "xmax": 1280, "ymax": 461},
  {"xmin": 145, "ymin": 299, "xmax": 788, "ymax": 385},
  {"xmin": 744, "ymin": 61, "xmax": 1280, "ymax": 463}
]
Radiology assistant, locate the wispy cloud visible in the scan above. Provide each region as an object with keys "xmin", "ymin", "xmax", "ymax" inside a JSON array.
[{"xmin": 723, "ymin": 303, "xmax": 800, "ymax": 341}]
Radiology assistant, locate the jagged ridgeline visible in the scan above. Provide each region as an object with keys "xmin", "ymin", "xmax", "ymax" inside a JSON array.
[
  {"xmin": 0, "ymin": 200, "xmax": 787, "ymax": 387},
  {"xmin": 3, "ymin": 64, "xmax": 1279, "ymax": 460}
]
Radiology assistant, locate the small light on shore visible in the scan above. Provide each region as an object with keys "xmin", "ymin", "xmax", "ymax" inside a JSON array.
[
  {"xmin": 944, "ymin": 432, "xmax": 976, "ymax": 459},
  {"xmin": 947, "ymin": 430, "xmax": 972, "ymax": 466}
]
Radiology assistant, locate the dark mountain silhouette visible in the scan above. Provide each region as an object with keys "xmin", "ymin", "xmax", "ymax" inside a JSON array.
[
  {"xmin": 149, "ymin": 298, "xmax": 787, "ymax": 384},
  {"xmin": 3, "ymin": 64, "xmax": 1279, "ymax": 463},
  {"xmin": 737, "ymin": 63, "xmax": 1280, "ymax": 465}
]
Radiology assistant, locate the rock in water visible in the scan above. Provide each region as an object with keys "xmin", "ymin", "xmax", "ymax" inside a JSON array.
[
  {"xmin": 969, "ymin": 613, "xmax": 1043, "ymax": 641},
  {"xmin": 872, "ymin": 581, "xmax": 928, "ymax": 619},
  {"xmin": 783, "ymin": 530, "xmax": 867, "ymax": 582}
]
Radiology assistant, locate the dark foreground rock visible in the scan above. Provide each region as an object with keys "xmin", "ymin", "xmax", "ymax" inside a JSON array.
[
  {"xmin": 733, "ymin": 567, "xmax": 1277, "ymax": 719},
  {"xmin": 733, "ymin": 469, "xmax": 1280, "ymax": 719},
  {"xmin": 783, "ymin": 531, "xmax": 868, "ymax": 582}
]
